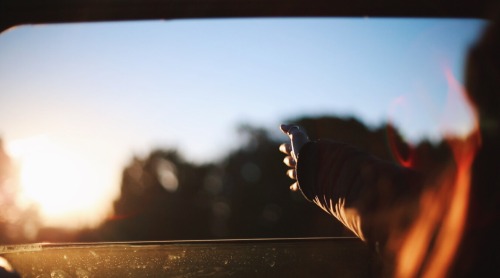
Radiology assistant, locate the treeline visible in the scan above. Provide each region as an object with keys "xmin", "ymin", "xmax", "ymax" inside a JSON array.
[{"xmin": 0, "ymin": 116, "xmax": 453, "ymax": 243}]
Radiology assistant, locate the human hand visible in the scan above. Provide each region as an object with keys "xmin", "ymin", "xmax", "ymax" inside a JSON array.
[{"xmin": 279, "ymin": 124, "xmax": 310, "ymax": 191}]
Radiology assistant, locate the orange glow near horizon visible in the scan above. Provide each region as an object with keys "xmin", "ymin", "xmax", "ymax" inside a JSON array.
[
  {"xmin": 393, "ymin": 68, "xmax": 481, "ymax": 277},
  {"xmin": 6, "ymin": 134, "xmax": 117, "ymax": 229}
]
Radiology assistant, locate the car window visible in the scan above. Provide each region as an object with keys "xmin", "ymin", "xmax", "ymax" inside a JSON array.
[{"xmin": 0, "ymin": 18, "xmax": 486, "ymax": 244}]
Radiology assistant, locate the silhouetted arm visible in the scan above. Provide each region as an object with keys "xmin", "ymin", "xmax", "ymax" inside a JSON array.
[{"xmin": 296, "ymin": 140, "xmax": 422, "ymax": 246}]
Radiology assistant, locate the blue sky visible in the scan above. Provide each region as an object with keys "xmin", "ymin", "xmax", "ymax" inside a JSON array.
[
  {"xmin": 0, "ymin": 18, "xmax": 486, "ymax": 160},
  {"xmin": 0, "ymin": 18, "xmax": 487, "ymax": 227}
]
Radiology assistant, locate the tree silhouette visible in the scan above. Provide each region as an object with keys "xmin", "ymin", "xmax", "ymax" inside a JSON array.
[
  {"xmin": 0, "ymin": 116, "xmax": 454, "ymax": 243},
  {"xmin": 83, "ymin": 115, "xmax": 453, "ymax": 242},
  {"xmin": 84, "ymin": 150, "xmax": 214, "ymax": 241}
]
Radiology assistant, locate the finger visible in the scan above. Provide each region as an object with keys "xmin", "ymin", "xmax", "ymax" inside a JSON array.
[
  {"xmin": 281, "ymin": 124, "xmax": 302, "ymax": 137},
  {"xmin": 283, "ymin": 156, "xmax": 296, "ymax": 167},
  {"xmin": 287, "ymin": 127, "xmax": 309, "ymax": 160},
  {"xmin": 286, "ymin": 169, "xmax": 297, "ymax": 180},
  {"xmin": 279, "ymin": 143, "xmax": 292, "ymax": 155},
  {"xmin": 280, "ymin": 124, "xmax": 293, "ymax": 134},
  {"xmin": 287, "ymin": 126, "xmax": 308, "ymax": 141},
  {"xmin": 287, "ymin": 125, "xmax": 301, "ymax": 136},
  {"xmin": 289, "ymin": 182, "xmax": 299, "ymax": 192}
]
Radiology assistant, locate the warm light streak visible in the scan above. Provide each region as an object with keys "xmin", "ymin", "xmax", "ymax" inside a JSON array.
[
  {"xmin": 420, "ymin": 68, "xmax": 481, "ymax": 278},
  {"xmin": 440, "ymin": 68, "xmax": 479, "ymax": 139},
  {"xmin": 387, "ymin": 96, "xmax": 416, "ymax": 168},
  {"xmin": 393, "ymin": 68, "xmax": 481, "ymax": 277}
]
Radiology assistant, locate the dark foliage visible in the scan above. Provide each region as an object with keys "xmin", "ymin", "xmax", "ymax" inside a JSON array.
[
  {"xmin": 80, "ymin": 116, "xmax": 453, "ymax": 242},
  {"xmin": 0, "ymin": 116, "xmax": 454, "ymax": 243}
]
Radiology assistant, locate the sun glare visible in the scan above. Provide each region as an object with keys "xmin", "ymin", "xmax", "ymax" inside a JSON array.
[{"xmin": 6, "ymin": 134, "xmax": 114, "ymax": 229}]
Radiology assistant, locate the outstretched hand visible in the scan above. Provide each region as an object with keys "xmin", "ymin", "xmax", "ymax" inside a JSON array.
[{"xmin": 279, "ymin": 124, "xmax": 310, "ymax": 191}]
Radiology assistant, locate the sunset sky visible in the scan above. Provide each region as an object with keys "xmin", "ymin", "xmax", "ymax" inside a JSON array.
[{"xmin": 0, "ymin": 18, "xmax": 486, "ymax": 228}]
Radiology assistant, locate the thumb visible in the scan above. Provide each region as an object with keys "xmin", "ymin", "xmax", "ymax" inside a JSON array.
[{"xmin": 280, "ymin": 124, "xmax": 309, "ymax": 160}]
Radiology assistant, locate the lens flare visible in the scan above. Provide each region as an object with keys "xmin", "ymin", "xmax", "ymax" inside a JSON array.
[
  {"xmin": 393, "ymin": 68, "xmax": 481, "ymax": 277},
  {"xmin": 386, "ymin": 96, "xmax": 418, "ymax": 169}
]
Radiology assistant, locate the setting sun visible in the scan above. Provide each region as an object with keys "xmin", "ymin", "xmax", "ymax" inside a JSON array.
[{"xmin": 6, "ymin": 134, "xmax": 116, "ymax": 229}]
